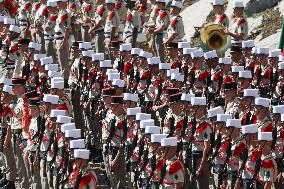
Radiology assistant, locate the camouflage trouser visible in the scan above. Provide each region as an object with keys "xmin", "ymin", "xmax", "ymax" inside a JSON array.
[
  {"xmin": 55, "ymin": 40, "xmax": 70, "ymax": 80},
  {"xmin": 1, "ymin": 141, "xmax": 17, "ymax": 181},
  {"xmin": 94, "ymin": 30, "xmax": 105, "ymax": 54},
  {"xmin": 81, "ymin": 26, "xmax": 91, "ymax": 42},
  {"xmin": 12, "ymin": 135, "xmax": 30, "ymax": 189},
  {"xmin": 189, "ymin": 156, "xmax": 209, "ymax": 189},
  {"xmin": 40, "ymin": 158, "xmax": 48, "ymax": 189}
]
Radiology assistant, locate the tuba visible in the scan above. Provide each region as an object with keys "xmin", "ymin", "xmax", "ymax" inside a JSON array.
[{"xmin": 199, "ymin": 24, "xmax": 231, "ymax": 56}]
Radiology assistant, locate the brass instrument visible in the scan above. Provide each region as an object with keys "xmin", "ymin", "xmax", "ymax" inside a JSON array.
[{"xmin": 199, "ymin": 24, "xmax": 231, "ymax": 56}]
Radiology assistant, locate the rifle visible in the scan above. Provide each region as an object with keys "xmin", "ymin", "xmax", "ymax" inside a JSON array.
[
  {"xmin": 219, "ymin": 140, "xmax": 232, "ymax": 184},
  {"xmin": 158, "ymin": 162, "xmax": 167, "ymax": 186},
  {"xmin": 146, "ymin": 155, "xmax": 157, "ymax": 189},
  {"xmin": 168, "ymin": 115, "xmax": 175, "ymax": 137},
  {"xmin": 132, "ymin": 68, "xmax": 140, "ymax": 93},
  {"xmin": 187, "ymin": 117, "xmax": 197, "ymax": 174},
  {"xmin": 208, "ymin": 133, "xmax": 222, "ymax": 168},
  {"xmin": 237, "ymin": 145, "xmax": 248, "ymax": 178},
  {"xmin": 118, "ymin": 53, "xmax": 125, "ymax": 78},
  {"xmin": 104, "ymin": 118, "xmax": 116, "ymax": 156},
  {"xmin": 272, "ymin": 121, "xmax": 277, "ymax": 150},
  {"xmin": 134, "ymin": 141, "xmax": 145, "ymax": 183}
]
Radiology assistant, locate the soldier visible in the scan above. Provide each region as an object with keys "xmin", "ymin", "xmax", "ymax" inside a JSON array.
[
  {"xmin": 34, "ymin": 0, "xmax": 49, "ymax": 54},
  {"xmin": 39, "ymin": 94, "xmax": 60, "ymax": 189},
  {"xmin": 80, "ymin": 0, "xmax": 95, "ymax": 42},
  {"xmin": 242, "ymin": 40, "xmax": 255, "ymax": 68},
  {"xmin": 72, "ymin": 149, "xmax": 98, "ymax": 188},
  {"xmin": 223, "ymin": 79, "xmax": 238, "ymax": 117},
  {"xmin": 274, "ymin": 62, "xmax": 284, "ymax": 104},
  {"xmin": 235, "ymin": 124, "xmax": 259, "ymax": 189},
  {"xmin": 104, "ymin": 0, "xmax": 120, "ymax": 59},
  {"xmin": 163, "ymin": 1, "xmax": 184, "ymax": 46},
  {"xmin": 257, "ymin": 132, "xmax": 278, "ymax": 189},
  {"xmin": 187, "ymin": 97, "xmax": 212, "ymax": 189},
  {"xmin": 211, "ymin": 113, "xmax": 232, "ymax": 189},
  {"xmin": 225, "ymin": 119, "xmax": 244, "ymax": 189},
  {"xmin": 123, "ymin": 0, "xmax": 141, "ymax": 47},
  {"xmin": 43, "ymin": 1, "xmax": 58, "ymax": 57},
  {"xmin": 18, "ymin": 1, "xmax": 32, "ymax": 39},
  {"xmin": 89, "ymin": 0, "xmax": 106, "ymax": 53},
  {"xmin": 212, "ymin": 0, "xmax": 229, "ymax": 28},
  {"xmin": 148, "ymin": 0, "xmax": 169, "ymax": 62},
  {"xmin": 254, "ymin": 97, "xmax": 272, "ymax": 132},
  {"xmin": 26, "ymin": 97, "xmax": 42, "ymax": 189},
  {"xmin": 256, "ymin": 48, "xmax": 273, "ymax": 98},
  {"xmin": 10, "ymin": 77, "xmax": 30, "ymax": 188},
  {"xmin": 55, "ymin": 0, "xmax": 71, "ymax": 85},
  {"xmin": 160, "ymin": 137, "xmax": 184, "ymax": 188},
  {"xmin": 225, "ymin": 0, "xmax": 248, "ymax": 46},
  {"xmin": 0, "ymin": 85, "xmax": 17, "ymax": 188}
]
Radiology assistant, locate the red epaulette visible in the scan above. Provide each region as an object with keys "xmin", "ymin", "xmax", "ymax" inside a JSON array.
[
  {"xmin": 196, "ymin": 121, "xmax": 210, "ymax": 133},
  {"xmin": 221, "ymin": 139, "xmax": 231, "ymax": 152},
  {"xmin": 24, "ymin": 2, "xmax": 32, "ymax": 10},
  {"xmin": 251, "ymin": 148, "xmax": 260, "ymax": 162},
  {"xmin": 159, "ymin": 11, "xmax": 167, "ymax": 19},
  {"xmin": 233, "ymin": 141, "xmax": 245, "ymax": 157},
  {"xmin": 49, "ymin": 15, "xmax": 58, "ymax": 21},
  {"xmin": 153, "ymin": 78, "xmax": 164, "ymax": 88},
  {"xmin": 115, "ymin": 2, "xmax": 121, "ymax": 10},
  {"xmin": 197, "ymin": 70, "xmax": 210, "ymax": 81},
  {"xmin": 213, "ymin": 70, "xmax": 222, "ymax": 81},
  {"xmin": 60, "ymin": 13, "xmax": 68, "ymax": 23},
  {"xmin": 261, "ymin": 159, "xmax": 274, "ymax": 169},
  {"xmin": 97, "ymin": 6, "xmax": 105, "ymax": 15},
  {"xmin": 169, "ymin": 160, "xmax": 183, "ymax": 175},
  {"xmin": 10, "ymin": 44, "xmax": 19, "ymax": 53},
  {"xmin": 219, "ymin": 14, "xmax": 227, "ymax": 23},
  {"xmin": 171, "ymin": 61, "xmax": 180, "ymax": 69},
  {"xmin": 157, "ymin": 159, "xmax": 165, "ymax": 171},
  {"xmin": 107, "ymin": 12, "xmax": 115, "ymax": 20},
  {"xmin": 235, "ymin": 18, "xmax": 246, "ymax": 25},
  {"xmin": 175, "ymin": 119, "xmax": 183, "ymax": 131},
  {"xmin": 68, "ymin": 2, "xmax": 76, "ymax": 10},
  {"xmin": 126, "ymin": 13, "xmax": 132, "ymax": 21},
  {"xmin": 140, "ymin": 70, "xmax": 150, "ymax": 80},
  {"xmin": 42, "ymin": 8, "xmax": 48, "ymax": 16},
  {"xmin": 170, "ymin": 18, "xmax": 177, "ymax": 28},
  {"xmin": 154, "ymin": 8, "xmax": 160, "ymax": 15},
  {"xmin": 263, "ymin": 67, "xmax": 272, "ymax": 79},
  {"xmin": 124, "ymin": 62, "xmax": 133, "ymax": 74},
  {"xmin": 79, "ymin": 172, "xmax": 95, "ymax": 187},
  {"xmin": 261, "ymin": 122, "xmax": 273, "ymax": 132},
  {"xmin": 34, "ymin": 3, "xmax": 41, "ymax": 11},
  {"xmin": 84, "ymin": 4, "xmax": 92, "ymax": 12}
]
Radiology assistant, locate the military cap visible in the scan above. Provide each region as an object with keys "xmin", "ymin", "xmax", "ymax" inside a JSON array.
[
  {"xmin": 18, "ymin": 38, "xmax": 31, "ymax": 45},
  {"xmin": 110, "ymin": 41, "xmax": 123, "ymax": 49},
  {"xmin": 25, "ymin": 90, "xmax": 40, "ymax": 98},
  {"xmin": 167, "ymin": 43, "xmax": 178, "ymax": 49}
]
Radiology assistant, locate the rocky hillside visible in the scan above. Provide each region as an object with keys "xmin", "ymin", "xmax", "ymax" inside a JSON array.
[{"xmin": 180, "ymin": 0, "xmax": 284, "ymax": 49}]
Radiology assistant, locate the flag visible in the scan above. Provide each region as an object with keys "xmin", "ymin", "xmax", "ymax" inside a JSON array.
[{"xmin": 279, "ymin": 20, "xmax": 284, "ymax": 55}]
